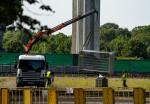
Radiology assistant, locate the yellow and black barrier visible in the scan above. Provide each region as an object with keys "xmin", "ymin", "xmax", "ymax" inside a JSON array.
[{"xmin": 0, "ymin": 87, "xmax": 150, "ymax": 104}]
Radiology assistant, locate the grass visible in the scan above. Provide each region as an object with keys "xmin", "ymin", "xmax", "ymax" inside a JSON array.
[
  {"xmin": 1, "ymin": 76, "xmax": 150, "ymax": 90},
  {"xmin": 54, "ymin": 76, "xmax": 150, "ymax": 90},
  {"xmin": 54, "ymin": 76, "xmax": 96, "ymax": 88},
  {"xmin": 108, "ymin": 77, "xmax": 150, "ymax": 89},
  {"xmin": 0, "ymin": 79, "xmax": 4, "ymax": 83}
]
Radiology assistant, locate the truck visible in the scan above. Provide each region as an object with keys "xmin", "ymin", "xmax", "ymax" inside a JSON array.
[
  {"xmin": 15, "ymin": 54, "xmax": 48, "ymax": 87},
  {"xmin": 15, "ymin": 9, "xmax": 98, "ymax": 87}
]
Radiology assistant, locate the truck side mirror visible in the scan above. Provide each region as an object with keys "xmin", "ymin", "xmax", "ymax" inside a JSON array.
[
  {"xmin": 14, "ymin": 61, "xmax": 17, "ymax": 68},
  {"xmin": 46, "ymin": 62, "xmax": 48, "ymax": 69}
]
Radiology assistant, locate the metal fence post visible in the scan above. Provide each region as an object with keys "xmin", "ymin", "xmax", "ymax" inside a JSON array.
[
  {"xmin": 23, "ymin": 88, "xmax": 32, "ymax": 104},
  {"xmin": 0, "ymin": 88, "xmax": 1, "ymax": 104},
  {"xmin": 47, "ymin": 88, "xmax": 58, "ymax": 104},
  {"xmin": 74, "ymin": 88, "xmax": 86, "ymax": 104},
  {"xmin": 133, "ymin": 87, "xmax": 145, "ymax": 104},
  {"xmin": 103, "ymin": 88, "xmax": 115, "ymax": 104},
  {"xmin": 1, "ymin": 88, "xmax": 9, "ymax": 104}
]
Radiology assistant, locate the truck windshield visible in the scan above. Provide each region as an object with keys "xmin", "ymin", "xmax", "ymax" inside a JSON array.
[{"xmin": 19, "ymin": 60, "xmax": 45, "ymax": 72}]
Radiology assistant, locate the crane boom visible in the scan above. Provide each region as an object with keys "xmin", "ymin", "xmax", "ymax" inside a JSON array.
[{"xmin": 25, "ymin": 9, "xmax": 98, "ymax": 54}]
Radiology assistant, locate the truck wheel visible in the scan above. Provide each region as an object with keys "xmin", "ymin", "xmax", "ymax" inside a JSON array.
[
  {"xmin": 16, "ymin": 82, "xmax": 20, "ymax": 87},
  {"xmin": 16, "ymin": 78, "xmax": 21, "ymax": 87},
  {"xmin": 39, "ymin": 84, "xmax": 45, "ymax": 87}
]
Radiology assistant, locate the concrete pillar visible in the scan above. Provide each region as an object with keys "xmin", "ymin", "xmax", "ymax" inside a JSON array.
[
  {"xmin": 72, "ymin": 0, "xmax": 100, "ymax": 54},
  {"xmin": 94, "ymin": 0, "xmax": 100, "ymax": 51},
  {"xmin": 72, "ymin": 0, "xmax": 77, "ymax": 54}
]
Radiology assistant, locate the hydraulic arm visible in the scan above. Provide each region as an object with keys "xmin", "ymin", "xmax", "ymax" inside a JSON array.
[{"xmin": 25, "ymin": 9, "xmax": 98, "ymax": 54}]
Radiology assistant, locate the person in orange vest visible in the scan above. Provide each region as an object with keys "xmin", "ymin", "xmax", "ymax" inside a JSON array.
[
  {"xmin": 47, "ymin": 68, "xmax": 52, "ymax": 88},
  {"xmin": 122, "ymin": 71, "xmax": 128, "ymax": 87}
]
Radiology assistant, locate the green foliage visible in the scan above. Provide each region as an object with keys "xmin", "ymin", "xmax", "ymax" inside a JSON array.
[
  {"xmin": 3, "ymin": 39, "xmax": 24, "ymax": 53},
  {"xmin": 100, "ymin": 23, "xmax": 131, "ymax": 53},
  {"xmin": 1, "ymin": 22, "xmax": 150, "ymax": 59},
  {"xmin": 14, "ymin": 29, "xmax": 32, "ymax": 45},
  {"xmin": 147, "ymin": 46, "xmax": 150, "ymax": 58},
  {"xmin": 2, "ymin": 31, "xmax": 15, "ymax": 45},
  {"xmin": 100, "ymin": 28, "xmax": 116, "ymax": 42},
  {"xmin": 110, "ymin": 35, "xmax": 128, "ymax": 56},
  {"xmin": 131, "ymin": 25, "xmax": 150, "ymax": 36},
  {"xmin": 0, "ymin": 0, "xmax": 53, "ymax": 30},
  {"xmin": 134, "ymin": 34, "xmax": 150, "ymax": 46},
  {"xmin": 3, "ymin": 29, "xmax": 34, "ymax": 47},
  {"xmin": 100, "ymin": 23, "xmax": 150, "ymax": 59},
  {"xmin": 0, "ymin": 0, "xmax": 22, "ymax": 27},
  {"xmin": 115, "ymin": 28, "xmax": 131, "ymax": 37},
  {"xmin": 30, "ymin": 33, "xmax": 72, "ymax": 54},
  {"xmin": 122, "ymin": 37, "xmax": 148, "ymax": 58},
  {"xmin": 100, "ymin": 23, "xmax": 119, "ymax": 30},
  {"xmin": 100, "ymin": 40, "xmax": 111, "ymax": 52}
]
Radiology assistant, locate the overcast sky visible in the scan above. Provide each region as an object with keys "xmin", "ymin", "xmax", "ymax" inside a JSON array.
[{"xmin": 23, "ymin": 0, "xmax": 150, "ymax": 35}]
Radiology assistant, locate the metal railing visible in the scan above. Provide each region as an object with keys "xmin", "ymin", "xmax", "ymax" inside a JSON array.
[{"xmin": 1, "ymin": 87, "xmax": 150, "ymax": 104}]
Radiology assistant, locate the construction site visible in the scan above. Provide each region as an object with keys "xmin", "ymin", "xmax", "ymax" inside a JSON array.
[{"xmin": 0, "ymin": 0, "xmax": 150, "ymax": 104}]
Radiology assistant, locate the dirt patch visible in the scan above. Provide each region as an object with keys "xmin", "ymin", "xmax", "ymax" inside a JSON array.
[{"xmin": 0, "ymin": 77, "xmax": 16, "ymax": 88}]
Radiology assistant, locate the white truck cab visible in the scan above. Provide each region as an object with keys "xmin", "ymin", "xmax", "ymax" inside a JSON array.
[{"xmin": 15, "ymin": 54, "xmax": 48, "ymax": 87}]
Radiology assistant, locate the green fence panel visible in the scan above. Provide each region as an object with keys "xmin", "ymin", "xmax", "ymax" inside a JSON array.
[
  {"xmin": 114, "ymin": 60, "xmax": 134, "ymax": 72},
  {"xmin": 114, "ymin": 59, "xmax": 150, "ymax": 72},
  {"xmin": 0, "ymin": 53, "xmax": 22, "ymax": 65},
  {"xmin": 0, "ymin": 53, "xmax": 74, "ymax": 66},
  {"xmin": 44, "ymin": 54, "xmax": 73, "ymax": 66},
  {"xmin": 1, "ymin": 53, "xmax": 150, "ymax": 72}
]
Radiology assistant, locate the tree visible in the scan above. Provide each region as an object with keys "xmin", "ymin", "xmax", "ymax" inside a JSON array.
[
  {"xmin": 135, "ymin": 34, "xmax": 150, "ymax": 46},
  {"xmin": 0, "ymin": 0, "xmax": 54, "ymax": 30},
  {"xmin": 121, "ymin": 37, "xmax": 148, "ymax": 58},
  {"xmin": 54, "ymin": 33, "xmax": 71, "ymax": 54},
  {"xmin": 110, "ymin": 35, "xmax": 128, "ymax": 57},
  {"xmin": 30, "ymin": 40, "xmax": 41, "ymax": 53},
  {"xmin": 100, "ymin": 40, "xmax": 111, "ymax": 52},
  {"xmin": 0, "ymin": 0, "xmax": 54, "ymax": 52},
  {"xmin": 63, "ymin": 35, "xmax": 72, "ymax": 53},
  {"xmin": 115, "ymin": 28, "xmax": 131, "ymax": 37},
  {"xmin": 3, "ymin": 39, "xmax": 24, "ymax": 53},
  {"xmin": 14, "ymin": 29, "xmax": 32, "ymax": 45},
  {"xmin": 100, "ymin": 28, "xmax": 116, "ymax": 42},
  {"xmin": 147, "ymin": 46, "xmax": 150, "ymax": 59},
  {"xmin": 46, "ymin": 36, "xmax": 57, "ymax": 53},
  {"xmin": 131, "ymin": 25, "xmax": 150, "ymax": 36},
  {"xmin": 100, "ymin": 23, "xmax": 119, "ymax": 30},
  {"xmin": 2, "ymin": 31, "xmax": 15, "ymax": 45},
  {"xmin": 30, "ymin": 33, "xmax": 72, "ymax": 54}
]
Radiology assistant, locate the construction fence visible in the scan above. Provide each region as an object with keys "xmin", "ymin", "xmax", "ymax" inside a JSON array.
[
  {"xmin": 1, "ymin": 53, "xmax": 150, "ymax": 73},
  {"xmin": 0, "ymin": 87, "xmax": 150, "ymax": 104},
  {"xmin": 115, "ymin": 60, "xmax": 150, "ymax": 72},
  {"xmin": 0, "ymin": 53, "xmax": 78, "ymax": 66}
]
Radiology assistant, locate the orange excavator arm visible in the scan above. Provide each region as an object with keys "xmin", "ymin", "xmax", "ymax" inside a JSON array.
[{"xmin": 25, "ymin": 9, "xmax": 97, "ymax": 54}]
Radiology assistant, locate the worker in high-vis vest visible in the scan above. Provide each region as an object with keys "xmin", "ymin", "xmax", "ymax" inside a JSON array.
[
  {"xmin": 47, "ymin": 68, "xmax": 52, "ymax": 88},
  {"xmin": 122, "ymin": 71, "xmax": 128, "ymax": 87}
]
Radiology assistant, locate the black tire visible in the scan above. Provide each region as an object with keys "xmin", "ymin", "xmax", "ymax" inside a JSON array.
[
  {"xmin": 16, "ymin": 78, "xmax": 23, "ymax": 87},
  {"xmin": 16, "ymin": 82, "xmax": 20, "ymax": 87},
  {"xmin": 39, "ymin": 84, "xmax": 45, "ymax": 87}
]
